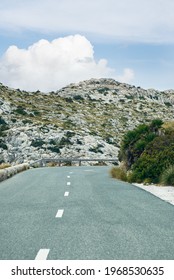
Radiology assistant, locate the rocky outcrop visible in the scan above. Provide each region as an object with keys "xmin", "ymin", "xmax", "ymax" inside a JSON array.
[{"xmin": 0, "ymin": 79, "xmax": 174, "ymax": 165}]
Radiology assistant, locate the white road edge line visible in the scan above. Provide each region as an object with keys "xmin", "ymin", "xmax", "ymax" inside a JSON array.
[
  {"xmin": 56, "ymin": 209, "xmax": 64, "ymax": 218},
  {"xmin": 67, "ymin": 182, "xmax": 71, "ymax": 186},
  {"xmin": 64, "ymin": 191, "xmax": 69, "ymax": 197},
  {"xmin": 35, "ymin": 249, "xmax": 50, "ymax": 260}
]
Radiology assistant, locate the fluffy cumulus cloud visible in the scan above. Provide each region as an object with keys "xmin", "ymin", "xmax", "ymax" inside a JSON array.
[{"xmin": 0, "ymin": 35, "xmax": 134, "ymax": 92}]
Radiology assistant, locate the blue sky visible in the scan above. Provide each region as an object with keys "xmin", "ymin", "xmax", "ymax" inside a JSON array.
[{"xmin": 0, "ymin": 0, "xmax": 174, "ymax": 92}]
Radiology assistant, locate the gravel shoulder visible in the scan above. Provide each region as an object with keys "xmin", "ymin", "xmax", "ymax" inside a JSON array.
[{"xmin": 133, "ymin": 183, "xmax": 174, "ymax": 206}]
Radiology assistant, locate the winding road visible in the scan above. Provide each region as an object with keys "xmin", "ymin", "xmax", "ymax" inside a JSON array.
[{"xmin": 0, "ymin": 166, "xmax": 174, "ymax": 260}]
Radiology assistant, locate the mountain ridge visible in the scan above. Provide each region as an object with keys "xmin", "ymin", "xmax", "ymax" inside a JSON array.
[{"xmin": 0, "ymin": 78, "xmax": 174, "ymax": 165}]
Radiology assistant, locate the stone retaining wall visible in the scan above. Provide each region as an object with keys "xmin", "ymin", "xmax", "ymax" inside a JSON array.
[{"xmin": 0, "ymin": 163, "xmax": 29, "ymax": 182}]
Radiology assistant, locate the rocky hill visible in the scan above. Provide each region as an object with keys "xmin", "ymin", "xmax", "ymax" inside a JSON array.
[{"xmin": 0, "ymin": 78, "xmax": 174, "ymax": 165}]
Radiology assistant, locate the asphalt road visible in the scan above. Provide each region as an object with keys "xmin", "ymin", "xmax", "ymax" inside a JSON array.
[{"xmin": 0, "ymin": 166, "xmax": 174, "ymax": 260}]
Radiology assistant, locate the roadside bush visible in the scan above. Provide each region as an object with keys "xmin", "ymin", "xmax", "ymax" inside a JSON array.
[
  {"xmin": 119, "ymin": 120, "xmax": 162, "ymax": 169},
  {"xmin": 131, "ymin": 132, "xmax": 174, "ymax": 183},
  {"xmin": 126, "ymin": 171, "xmax": 137, "ymax": 183},
  {"xmin": 110, "ymin": 167, "xmax": 127, "ymax": 181},
  {"xmin": 116, "ymin": 119, "xmax": 174, "ymax": 184},
  {"xmin": 160, "ymin": 166, "xmax": 174, "ymax": 186}
]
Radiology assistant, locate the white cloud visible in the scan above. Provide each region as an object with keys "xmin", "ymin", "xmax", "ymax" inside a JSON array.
[
  {"xmin": 117, "ymin": 69, "xmax": 135, "ymax": 84},
  {"xmin": 0, "ymin": 35, "xmax": 134, "ymax": 92},
  {"xmin": 0, "ymin": 0, "xmax": 174, "ymax": 43}
]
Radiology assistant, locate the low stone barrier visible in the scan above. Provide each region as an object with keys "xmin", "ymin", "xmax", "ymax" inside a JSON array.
[{"xmin": 0, "ymin": 163, "xmax": 29, "ymax": 182}]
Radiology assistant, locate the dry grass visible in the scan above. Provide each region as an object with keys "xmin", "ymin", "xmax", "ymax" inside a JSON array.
[
  {"xmin": 162, "ymin": 121, "xmax": 174, "ymax": 132},
  {"xmin": 160, "ymin": 166, "xmax": 174, "ymax": 186},
  {"xmin": 110, "ymin": 166, "xmax": 127, "ymax": 181},
  {"xmin": 0, "ymin": 163, "xmax": 11, "ymax": 169},
  {"xmin": 47, "ymin": 162, "xmax": 58, "ymax": 167}
]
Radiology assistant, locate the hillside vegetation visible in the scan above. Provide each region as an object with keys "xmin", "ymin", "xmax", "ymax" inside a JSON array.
[{"xmin": 111, "ymin": 119, "xmax": 174, "ymax": 185}]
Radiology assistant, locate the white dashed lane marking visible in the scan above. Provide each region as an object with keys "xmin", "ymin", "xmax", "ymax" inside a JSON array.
[
  {"xmin": 64, "ymin": 191, "xmax": 69, "ymax": 197},
  {"xmin": 35, "ymin": 249, "xmax": 50, "ymax": 260},
  {"xmin": 55, "ymin": 209, "xmax": 64, "ymax": 218},
  {"xmin": 36, "ymin": 173, "xmax": 72, "ymax": 260}
]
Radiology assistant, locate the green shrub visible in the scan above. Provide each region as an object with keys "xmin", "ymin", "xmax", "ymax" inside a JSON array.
[
  {"xmin": 160, "ymin": 166, "xmax": 174, "ymax": 186},
  {"xmin": 33, "ymin": 110, "xmax": 41, "ymax": 116},
  {"xmin": 11, "ymin": 118, "xmax": 17, "ymax": 123},
  {"xmin": 0, "ymin": 142, "xmax": 8, "ymax": 150},
  {"xmin": 0, "ymin": 116, "xmax": 7, "ymax": 125},
  {"xmin": 73, "ymin": 95, "xmax": 84, "ymax": 101},
  {"xmin": 64, "ymin": 97, "xmax": 73, "ymax": 103},
  {"xmin": 131, "ymin": 132, "xmax": 174, "ymax": 183},
  {"xmin": 126, "ymin": 171, "xmax": 137, "ymax": 183},
  {"xmin": 31, "ymin": 139, "xmax": 45, "ymax": 147},
  {"xmin": 149, "ymin": 119, "xmax": 163, "ymax": 132},
  {"xmin": 66, "ymin": 131, "xmax": 75, "ymax": 138},
  {"xmin": 22, "ymin": 119, "xmax": 33, "ymax": 124},
  {"xmin": 143, "ymin": 178, "xmax": 153, "ymax": 185},
  {"xmin": 119, "ymin": 121, "xmax": 160, "ymax": 168},
  {"xmin": 118, "ymin": 119, "xmax": 174, "ymax": 184},
  {"xmin": 48, "ymin": 146, "xmax": 60, "ymax": 153},
  {"xmin": 119, "ymin": 120, "xmax": 162, "ymax": 161},
  {"xmin": 89, "ymin": 144, "xmax": 103, "ymax": 154},
  {"xmin": 110, "ymin": 167, "xmax": 127, "ymax": 181},
  {"xmin": 0, "ymin": 117, "xmax": 9, "ymax": 137},
  {"xmin": 98, "ymin": 87, "xmax": 109, "ymax": 93},
  {"xmin": 164, "ymin": 102, "xmax": 172, "ymax": 107},
  {"xmin": 14, "ymin": 106, "xmax": 27, "ymax": 115},
  {"xmin": 76, "ymin": 139, "xmax": 83, "ymax": 145},
  {"xmin": 59, "ymin": 137, "xmax": 71, "ymax": 147}
]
